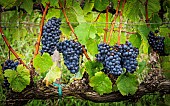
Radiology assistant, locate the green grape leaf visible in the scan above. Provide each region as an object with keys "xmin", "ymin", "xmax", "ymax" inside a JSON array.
[
  {"xmin": 33, "ymin": 53, "xmax": 53, "ymax": 74},
  {"xmin": 4, "ymin": 65, "xmax": 30, "ymax": 92},
  {"xmin": 150, "ymin": 14, "xmax": 162, "ymax": 29},
  {"xmin": 75, "ymin": 23, "xmax": 90, "ymax": 45},
  {"xmin": 85, "ymin": 61, "xmax": 103, "ymax": 78},
  {"xmin": 89, "ymin": 25, "xmax": 97, "ymax": 39},
  {"xmin": 129, "ymin": 34, "xmax": 141, "ymax": 48},
  {"xmin": 46, "ymin": 8, "xmax": 60, "ymax": 20},
  {"xmin": 136, "ymin": 61, "xmax": 146, "ymax": 74},
  {"xmin": 94, "ymin": 0, "xmax": 109, "ymax": 11},
  {"xmin": 116, "ymin": 73, "xmax": 138, "ymax": 96},
  {"xmin": 148, "ymin": 0, "xmax": 160, "ymax": 18},
  {"xmin": 0, "ymin": 0, "xmax": 16, "ymax": 8},
  {"xmin": 49, "ymin": 0, "xmax": 59, "ymax": 7},
  {"xmin": 20, "ymin": 0, "xmax": 33, "ymax": 15},
  {"xmin": 160, "ymin": 26, "xmax": 170, "ymax": 55},
  {"xmin": 86, "ymin": 38, "xmax": 98, "ymax": 56},
  {"xmin": 89, "ymin": 72, "xmax": 112, "ymax": 95},
  {"xmin": 123, "ymin": 0, "xmax": 141, "ymax": 22},
  {"xmin": 72, "ymin": 2, "xmax": 86, "ymax": 23},
  {"xmin": 83, "ymin": 1, "xmax": 94, "ymax": 15},
  {"xmin": 137, "ymin": 25, "xmax": 150, "ymax": 54},
  {"xmin": 44, "ymin": 63, "xmax": 61, "ymax": 84}
]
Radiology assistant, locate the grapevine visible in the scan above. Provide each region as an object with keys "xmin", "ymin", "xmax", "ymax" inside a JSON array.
[{"xmin": 1, "ymin": 60, "xmax": 19, "ymax": 89}]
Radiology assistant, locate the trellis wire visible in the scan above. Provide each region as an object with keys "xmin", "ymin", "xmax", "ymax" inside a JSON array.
[{"xmin": 0, "ymin": 22, "xmax": 170, "ymax": 29}]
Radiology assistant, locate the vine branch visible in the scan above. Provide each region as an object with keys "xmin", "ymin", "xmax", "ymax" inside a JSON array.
[
  {"xmin": 145, "ymin": 0, "xmax": 150, "ymax": 27},
  {"xmin": 34, "ymin": 2, "xmax": 50, "ymax": 57},
  {"xmin": 107, "ymin": 0, "xmax": 120, "ymax": 44},
  {"xmin": 5, "ymin": 71, "xmax": 170, "ymax": 103},
  {"xmin": 58, "ymin": 0, "xmax": 91, "ymax": 61},
  {"xmin": 117, "ymin": 0, "xmax": 126, "ymax": 45},
  {"xmin": 0, "ymin": 27, "xmax": 29, "ymax": 69},
  {"xmin": 103, "ymin": 6, "xmax": 109, "ymax": 43}
]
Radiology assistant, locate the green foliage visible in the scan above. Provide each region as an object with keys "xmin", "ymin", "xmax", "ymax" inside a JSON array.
[
  {"xmin": 116, "ymin": 73, "xmax": 138, "ymax": 96},
  {"xmin": 124, "ymin": 0, "xmax": 141, "ymax": 22},
  {"xmin": 43, "ymin": 63, "xmax": 61, "ymax": 84},
  {"xmin": 86, "ymin": 38, "xmax": 99, "ymax": 56},
  {"xmin": 89, "ymin": 72, "xmax": 112, "ymax": 95},
  {"xmin": 160, "ymin": 56, "xmax": 170, "ymax": 79},
  {"xmin": 94, "ymin": 0, "xmax": 109, "ymax": 11},
  {"xmin": 137, "ymin": 25, "xmax": 150, "ymax": 54},
  {"xmin": 85, "ymin": 61, "xmax": 103, "ymax": 77},
  {"xmin": 129, "ymin": 34, "xmax": 141, "ymax": 48},
  {"xmin": 83, "ymin": 0, "xmax": 94, "ymax": 15},
  {"xmin": 20, "ymin": 0, "xmax": 33, "ymax": 15},
  {"xmin": 136, "ymin": 61, "xmax": 147, "ymax": 74},
  {"xmin": 33, "ymin": 53, "xmax": 53, "ymax": 74},
  {"xmin": 4, "ymin": 65, "xmax": 30, "ymax": 92}
]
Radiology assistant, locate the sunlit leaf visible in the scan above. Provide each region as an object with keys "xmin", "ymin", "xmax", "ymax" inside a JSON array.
[
  {"xmin": 33, "ymin": 53, "xmax": 53, "ymax": 74},
  {"xmin": 89, "ymin": 72, "xmax": 112, "ymax": 95},
  {"xmin": 4, "ymin": 65, "xmax": 30, "ymax": 92}
]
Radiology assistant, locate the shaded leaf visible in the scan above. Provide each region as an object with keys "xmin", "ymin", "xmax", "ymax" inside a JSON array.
[
  {"xmin": 94, "ymin": 0, "xmax": 109, "ymax": 11},
  {"xmin": 116, "ymin": 73, "xmax": 138, "ymax": 96},
  {"xmin": 20, "ymin": 0, "xmax": 33, "ymax": 15},
  {"xmin": 85, "ymin": 61, "xmax": 103, "ymax": 77}
]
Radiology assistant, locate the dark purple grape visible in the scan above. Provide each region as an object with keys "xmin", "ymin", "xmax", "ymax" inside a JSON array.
[
  {"xmin": 148, "ymin": 31, "xmax": 165, "ymax": 55},
  {"xmin": 56, "ymin": 40, "xmax": 83, "ymax": 74},
  {"xmin": 41, "ymin": 17, "xmax": 61, "ymax": 55},
  {"xmin": 1, "ymin": 59, "xmax": 19, "ymax": 89}
]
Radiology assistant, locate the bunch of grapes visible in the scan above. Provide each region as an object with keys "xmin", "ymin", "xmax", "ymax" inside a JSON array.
[
  {"xmin": 121, "ymin": 41, "xmax": 139, "ymax": 73},
  {"xmin": 104, "ymin": 47, "xmax": 123, "ymax": 75},
  {"xmin": 148, "ymin": 31, "xmax": 165, "ymax": 55},
  {"xmin": 96, "ymin": 41, "xmax": 139, "ymax": 76},
  {"xmin": 41, "ymin": 17, "xmax": 61, "ymax": 55},
  {"xmin": 95, "ymin": 43, "xmax": 111, "ymax": 64},
  {"xmin": 57, "ymin": 40, "xmax": 83, "ymax": 74},
  {"xmin": 1, "ymin": 59, "xmax": 19, "ymax": 89}
]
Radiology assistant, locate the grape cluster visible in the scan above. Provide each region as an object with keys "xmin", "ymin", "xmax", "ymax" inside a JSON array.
[
  {"xmin": 41, "ymin": 17, "xmax": 61, "ymax": 55},
  {"xmin": 57, "ymin": 40, "xmax": 83, "ymax": 74},
  {"xmin": 148, "ymin": 31, "xmax": 165, "ymax": 55},
  {"xmin": 1, "ymin": 60, "xmax": 19, "ymax": 89},
  {"xmin": 121, "ymin": 41, "xmax": 139, "ymax": 73},
  {"xmin": 96, "ymin": 41, "xmax": 139, "ymax": 76}
]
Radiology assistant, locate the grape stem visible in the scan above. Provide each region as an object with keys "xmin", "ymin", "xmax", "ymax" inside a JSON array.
[
  {"xmin": 34, "ymin": 2, "xmax": 50, "ymax": 57},
  {"xmin": 107, "ymin": 0, "xmax": 120, "ymax": 44},
  {"xmin": 58, "ymin": 0, "xmax": 91, "ymax": 61},
  {"xmin": 0, "ymin": 26, "xmax": 29, "ymax": 69},
  {"xmin": 117, "ymin": 0, "xmax": 126, "ymax": 45},
  {"xmin": 103, "ymin": 6, "xmax": 109, "ymax": 43},
  {"xmin": 145, "ymin": 0, "xmax": 150, "ymax": 27}
]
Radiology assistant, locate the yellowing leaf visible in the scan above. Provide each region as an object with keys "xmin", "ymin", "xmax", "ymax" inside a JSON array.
[
  {"xmin": 33, "ymin": 53, "xmax": 53, "ymax": 74},
  {"xmin": 43, "ymin": 63, "xmax": 61, "ymax": 86}
]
